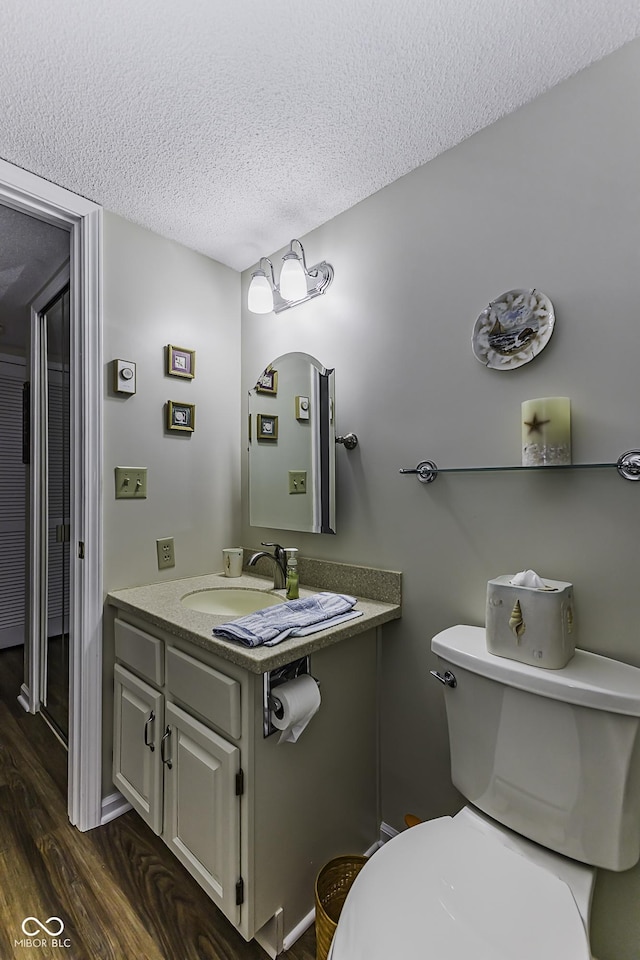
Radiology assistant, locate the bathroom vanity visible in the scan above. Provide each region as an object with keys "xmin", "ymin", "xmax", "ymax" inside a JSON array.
[{"xmin": 107, "ymin": 569, "xmax": 400, "ymax": 957}]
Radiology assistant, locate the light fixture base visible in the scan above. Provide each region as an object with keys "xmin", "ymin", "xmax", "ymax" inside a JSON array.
[{"xmin": 272, "ymin": 261, "xmax": 334, "ymax": 313}]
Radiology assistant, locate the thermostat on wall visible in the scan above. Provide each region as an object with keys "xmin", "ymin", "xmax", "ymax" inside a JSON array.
[
  {"xmin": 295, "ymin": 395, "xmax": 310, "ymax": 421},
  {"xmin": 112, "ymin": 359, "xmax": 136, "ymax": 395}
]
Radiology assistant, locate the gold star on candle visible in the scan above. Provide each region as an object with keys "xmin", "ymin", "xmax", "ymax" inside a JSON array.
[{"xmin": 524, "ymin": 412, "xmax": 551, "ymax": 435}]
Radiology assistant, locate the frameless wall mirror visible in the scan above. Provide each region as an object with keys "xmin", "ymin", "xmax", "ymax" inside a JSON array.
[{"xmin": 248, "ymin": 352, "xmax": 336, "ymax": 534}]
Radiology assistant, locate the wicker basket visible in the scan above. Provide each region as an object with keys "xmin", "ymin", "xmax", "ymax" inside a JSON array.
[{"xmin": 314, "ymin": 855, "xmax": 368, "ymax": 960}]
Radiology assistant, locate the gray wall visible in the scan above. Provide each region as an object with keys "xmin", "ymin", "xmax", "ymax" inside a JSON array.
[
  {"xmin": 101, "ymin": 211, "xmax": 241, "ymax": 791},
  {"xmin": 103, "ymin": 212, "xmax": 242, "ymax": 589},
  {"xmin": 240, "ymin": 40, "xmax": 640, "ymax": 960}
]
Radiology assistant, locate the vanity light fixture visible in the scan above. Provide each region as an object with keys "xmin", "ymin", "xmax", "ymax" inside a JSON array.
[
  {"xmin": 247, "ymin": 259, "xmax": 275, "ymax": 314},
  {"xmin": 247, "ymin": 239, "xmax": 334, "ymax": 314}
]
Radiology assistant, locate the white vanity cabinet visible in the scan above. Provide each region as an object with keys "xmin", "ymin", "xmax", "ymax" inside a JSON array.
[
  {"xmin": 111, "ymin": 609, "xmax": 380, "ymax": 957},
  {"xmin": 112, "ymin": 618, "xmax": 243, "ymax": 926}
]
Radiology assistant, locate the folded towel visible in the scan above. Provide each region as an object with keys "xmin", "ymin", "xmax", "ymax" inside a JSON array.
[{"xmin": 213, "ymin": 592, "xmax": 362, "ymax": 647}]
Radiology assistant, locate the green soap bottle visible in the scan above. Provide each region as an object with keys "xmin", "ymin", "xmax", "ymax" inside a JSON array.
[{"xmin": 285, "ymin": 548, "xmax": 299, "ymax": 600}]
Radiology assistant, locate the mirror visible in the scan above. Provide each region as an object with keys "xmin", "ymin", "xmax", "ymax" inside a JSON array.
[{"xmin": 248, "ymin": 352, "xmax": 336, "ymax": 534}]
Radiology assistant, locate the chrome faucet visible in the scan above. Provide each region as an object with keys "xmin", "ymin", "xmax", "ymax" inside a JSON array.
[{"xmin": 247, "ymin": 542, "xmax": 288, "ymax": 589}]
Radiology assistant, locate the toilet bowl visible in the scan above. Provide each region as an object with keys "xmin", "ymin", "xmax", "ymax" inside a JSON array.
[
  {"xmin": 328, "ymin": 807, "xmax": 593, "ymax": 960},
  {"xmin": 327, "ymin": 619, "xmax": 640, "ymax": 960}
]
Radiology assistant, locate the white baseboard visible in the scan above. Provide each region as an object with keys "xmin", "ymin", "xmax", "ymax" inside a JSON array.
[
  {"xmin": 282, "ymin": 907, "xmax": 315, "ymax": 952},
  {"xmin": 254, "ymin": 907, "xmax": 284, "ymax": 958},
  {"xmin": 380, "ymin": 821, "xmax": 399, "ymax": 844},
  {"xmin": 17, "ymin": 684, "xmax": 30, "ymax": 713},
  {"xmin": 100, "ymin": 791, "xmax": 131, "ymax": 825}
]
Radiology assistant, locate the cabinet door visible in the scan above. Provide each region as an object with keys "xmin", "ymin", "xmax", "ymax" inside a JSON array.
[
  {"xmin": 162, "ymin": 700, "xmax": 241, "ymax": 924},
  {"xmin": 113, "ymin": 664, "xmax": 164, "ymax": 835}
]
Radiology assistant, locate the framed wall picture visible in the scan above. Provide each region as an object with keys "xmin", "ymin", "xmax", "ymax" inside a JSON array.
[
  {"xmin": 257, "ymin": 414, "xmax": 278, "ymax": 441},
  {"xmin": 167, "ymin": 344, "xmax": 196, "ymax": 379},
  {"xmin": 255, "ymin": 367, "xmax": 278, "ymax": 395},
  {"xmin": 167, "ymin": 400, "xmax": 195, "ymax": 432}
]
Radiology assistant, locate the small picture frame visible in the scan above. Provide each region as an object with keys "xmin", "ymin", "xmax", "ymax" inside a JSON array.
[
  {"xmin": 257, "ymin": 414, "xmax": 278, "ymax": 441},
  {"xmin": 167, "ymin": 400, "xmax": 195, "ymax": 433},
  {"xmin": 167, "ymin": 344, "xmax": 195, "ymax": 379},
  {"xmin": 255, "ymin": 367, "xmax": 278, "ymax": 395}
]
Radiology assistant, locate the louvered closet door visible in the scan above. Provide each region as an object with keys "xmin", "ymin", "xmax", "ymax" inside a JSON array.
[{"xmin": 0, "ymin": 358, "xmax": 27, "ymax": 649}]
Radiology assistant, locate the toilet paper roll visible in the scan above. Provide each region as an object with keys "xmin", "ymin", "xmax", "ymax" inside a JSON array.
[{"xmin": 271, "ymin": 674, "xmax": 321, "ymax": 744}]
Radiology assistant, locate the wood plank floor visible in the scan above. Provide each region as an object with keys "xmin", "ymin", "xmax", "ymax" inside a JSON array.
[{"xmin": 0, "ymin": 647, "xmax": 317, "ymax": 960}]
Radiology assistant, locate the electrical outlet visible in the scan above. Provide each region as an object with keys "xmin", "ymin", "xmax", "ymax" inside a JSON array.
[
  {"xmin": 156, "ymin": 537, "xmax": 175, "ymax": 569},
  {"xmin": 288, "ymin": 470, "xmax": 307, "ymax": 494}
]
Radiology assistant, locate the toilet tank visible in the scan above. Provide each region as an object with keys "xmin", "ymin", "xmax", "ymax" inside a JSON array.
[{"xmin": 431, "ymin": 625, "xmax": 640, "ymax": 871}]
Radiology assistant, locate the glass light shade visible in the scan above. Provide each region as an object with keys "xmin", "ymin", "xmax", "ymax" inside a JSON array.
[
  {"xmin": 247, "ymin": 271, "xmax": 274, "ymax": 314},
  {"xmin": 279, "ymin": 254, "xmax": 308, "ymax": 302}
]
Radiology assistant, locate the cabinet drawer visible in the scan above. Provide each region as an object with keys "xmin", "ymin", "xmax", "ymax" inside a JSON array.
[
  {"xmin": 114, "ymin": 618, "xmax": 164, "ymax": 686},
  {"xmin": 166, "ymin": 646, "xmax": 241, "ymax": 740}
]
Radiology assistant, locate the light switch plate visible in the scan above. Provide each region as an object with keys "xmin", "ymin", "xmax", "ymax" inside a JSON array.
[
  {"xmin": 112, "ymin": 359, "xmax": 136, "ymax": 395},
  {"xmin": 115, "ymin": 466, "xmax": 147, "ymax": 499},
  {"xmin": 288, "ymin": 470, "xmax": 307, "ymax": 494}
]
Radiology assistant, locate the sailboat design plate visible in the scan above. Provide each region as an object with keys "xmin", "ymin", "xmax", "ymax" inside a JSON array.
[{"xmin": 472, "ymin": 288, "xmax": 555, "ymax": 370}]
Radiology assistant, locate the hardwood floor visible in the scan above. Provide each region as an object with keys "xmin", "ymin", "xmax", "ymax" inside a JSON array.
[{"xmin": 0, "ymin": 647, "xmax": 317, "ymax": 960}]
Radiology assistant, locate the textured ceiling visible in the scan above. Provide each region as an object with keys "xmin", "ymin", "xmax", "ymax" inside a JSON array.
[{"xmin": 1, "ymin": 0, "xmax": 639, "ymax": 271}]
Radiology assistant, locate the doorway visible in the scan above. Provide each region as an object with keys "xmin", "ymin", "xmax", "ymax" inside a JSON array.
[
  {"xmin": 0, "ymin": 157, "xmax": 103, "ymax": 831},
  {"xmin": 0, "ymin": 206, "xmax": 70, "ymax": 748}
]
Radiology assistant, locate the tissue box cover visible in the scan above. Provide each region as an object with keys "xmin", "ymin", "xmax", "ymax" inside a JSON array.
[{"xmin": 486, "ymin": 575, "xmax": 576, "ymax": 669}]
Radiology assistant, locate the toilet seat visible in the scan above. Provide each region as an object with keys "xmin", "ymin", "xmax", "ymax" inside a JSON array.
[{"xmin": 328, "ymin": 816, "xmax": 590, "ymax": 960}]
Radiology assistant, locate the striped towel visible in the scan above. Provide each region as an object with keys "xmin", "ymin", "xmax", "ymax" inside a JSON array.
[{"xmin": 213, "ymin": 592, "xmax": 362, "ymax": 647}]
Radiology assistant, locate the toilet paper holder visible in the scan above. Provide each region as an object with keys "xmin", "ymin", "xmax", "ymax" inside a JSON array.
[
  {"xmin": 267, "ymin": 693, "xmax": 286, "ymax": 720},
  {"xmin": 263, "ymin": 656, "xmax": 320, "ymax": 737}
]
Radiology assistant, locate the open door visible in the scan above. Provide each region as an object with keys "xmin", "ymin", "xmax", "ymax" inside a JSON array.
[
  {"xmin": 26, "ymin": 266, "xmax": 70, "ymax": 747},
  {"xmin": 42, "ymin": 282, "xmax": 71, "ymax": 741}
]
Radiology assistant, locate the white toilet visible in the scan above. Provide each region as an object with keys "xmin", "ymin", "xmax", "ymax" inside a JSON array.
[{"xmin": 328, "ymin": 624, "xmax": 640, "ymax": 960}]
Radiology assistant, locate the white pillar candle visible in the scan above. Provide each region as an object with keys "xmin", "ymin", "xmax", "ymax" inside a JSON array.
[{"xmin": 522, "ymin": 397, "xmax": 571, "ymax": 466}]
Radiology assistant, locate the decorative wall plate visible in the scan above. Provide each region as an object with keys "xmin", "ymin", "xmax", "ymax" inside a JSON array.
[{"xmin": 472, "ymin": 288, "xmax": 555, "ymax": 370}]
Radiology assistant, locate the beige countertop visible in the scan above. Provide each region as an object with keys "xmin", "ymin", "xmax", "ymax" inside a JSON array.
[{"xmin": 107, "ymin": 571, "xmax": 402, "ymax": 673}]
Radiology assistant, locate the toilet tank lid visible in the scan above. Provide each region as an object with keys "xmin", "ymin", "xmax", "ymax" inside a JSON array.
[{"xmin": 432, "ymin": 625, "xmax": 640, "ymax": 717}]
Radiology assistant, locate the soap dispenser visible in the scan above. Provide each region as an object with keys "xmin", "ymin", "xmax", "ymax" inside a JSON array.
[{"xmin": 284, "ymin": 548, "xmax": 299, "ymax": 600}]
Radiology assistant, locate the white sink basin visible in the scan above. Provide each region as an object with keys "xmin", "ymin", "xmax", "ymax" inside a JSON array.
[{"xmin": 181, "ymin": 587, "xmax": 285, "ymax": 616}]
